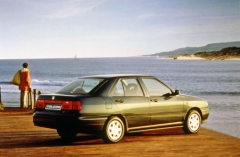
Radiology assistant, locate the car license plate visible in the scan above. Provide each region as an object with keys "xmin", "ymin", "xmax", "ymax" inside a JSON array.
[{"xmin": 45, "ymin": 104, "xmax": 62, "ymax": 110}]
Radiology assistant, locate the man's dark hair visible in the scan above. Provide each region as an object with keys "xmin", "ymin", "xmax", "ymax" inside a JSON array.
[{"xmin": 23, "ymin": 63, "xmax": 28, "ymax": 68}]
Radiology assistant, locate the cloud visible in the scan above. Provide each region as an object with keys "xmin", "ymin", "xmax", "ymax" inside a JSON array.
[{"xmin": 35, "ymin": 0, "xmax": 108, "ymax": 19}]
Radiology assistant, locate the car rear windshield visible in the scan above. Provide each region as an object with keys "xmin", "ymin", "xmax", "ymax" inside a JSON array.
[{"xmin": 56, "ymin": 78, "xmax": 105, "ymax": 94}]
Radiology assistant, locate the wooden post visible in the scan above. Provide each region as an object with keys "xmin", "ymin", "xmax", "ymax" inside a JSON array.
[
  {"xmin": 33, "ymin": 89, "xmax": 37, "ymax": 109},
  {"xmin": 29, "ymin": 88, "xmax": 33, "ymax": 109},
  {"xmin": 0, "ymin": 87, "xmax": 4, "ymax": 110}
]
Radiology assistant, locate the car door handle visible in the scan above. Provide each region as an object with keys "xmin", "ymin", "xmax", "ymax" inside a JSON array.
[
  {"xmin": 150, "ymin": 99, "xmax": 158, "ymax": 102},
  {"xmin": 115, "ymin": 99, "xmax": 124, "ymax": 103}
]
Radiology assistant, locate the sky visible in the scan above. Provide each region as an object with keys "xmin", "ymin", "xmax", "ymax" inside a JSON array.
[{"xmin": 0, "ymin": 0, "xmax": 240, "ymax": 59}]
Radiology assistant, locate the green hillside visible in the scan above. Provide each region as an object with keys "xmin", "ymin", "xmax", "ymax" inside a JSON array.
[
  {"xmin": 146, "ymin": 41, "xmax": 240, "ymax": 57},
  {"xmin": 194, "ymin": 47, "xmax": 240, "ymax": 60}
]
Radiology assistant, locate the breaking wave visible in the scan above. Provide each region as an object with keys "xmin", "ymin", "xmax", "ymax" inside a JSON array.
[
  {"xmin": 0, "ymin": 79, "xmax": 69, "ymax": 86},
  {"xmin": 31, "ymin": 79, "xmax": 69, "ymax": 86}
]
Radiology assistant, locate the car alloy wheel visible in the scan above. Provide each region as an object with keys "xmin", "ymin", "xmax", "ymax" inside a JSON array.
[
  {"xmin": 102, "ymin": 116, "xmax": 125, "ymax": 143},
  {"xmin": 183, "ymin": 110, "xmax": 201, "ymax": 134}
]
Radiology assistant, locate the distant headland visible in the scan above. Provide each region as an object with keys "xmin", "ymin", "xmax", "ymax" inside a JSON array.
[
  {"xmin": 145, "ymin": 41, "xmax": 240, "ymax": 60},
  {"xmin": 169, "ymin": 47, "xmax": 240, "ymax": 60}
]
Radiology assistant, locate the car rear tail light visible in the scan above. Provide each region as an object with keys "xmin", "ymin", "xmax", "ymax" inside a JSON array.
[
  {"xmin": 36, "ymin": 99, "xmax": 82, "ymax": 111},
  {"xmin": 36, "ymin": 100, "xmax": 45, "ymax": 109},
  {"xmin": 73, "ymin": 101, "xmax": 82, "ymax": 110},
  {"xmin": 62, "ymin": 101, "xmax": 82, "ymax": 111},
  {"xmin": 45, "ymin": 100, "xmax": 62, "ymax": 104},
  {"xmin": 62, "ymin": 101, "xmax": 73, "ymax": 110}
]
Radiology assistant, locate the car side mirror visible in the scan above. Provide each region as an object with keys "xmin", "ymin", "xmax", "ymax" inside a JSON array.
[{"xmin": 175, "ymin": 90, "xmax": 180, "ymax": 95}]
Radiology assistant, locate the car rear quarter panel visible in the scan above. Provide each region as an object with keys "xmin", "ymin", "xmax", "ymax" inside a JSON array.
[{"xmin": 78, "ymin": 97, "xmax": 120, "ymax": 130}]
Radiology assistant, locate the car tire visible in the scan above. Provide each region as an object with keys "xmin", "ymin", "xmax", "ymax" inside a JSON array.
[
  {"xmin": 183, "ymin": 110, "xmax": 201, "ymax": 134},
  {"xmin": 57, "ymin": 127, "xmax": 78, "ymax": 142},
  {"xmin": 102, "ymin": 116, "xmax": 125, "ymax": 143}
]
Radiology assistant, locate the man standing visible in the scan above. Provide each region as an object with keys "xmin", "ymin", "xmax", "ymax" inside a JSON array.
[{"xmin": 19, "ymin": 63, "xmax": 31, "ymax": 108}]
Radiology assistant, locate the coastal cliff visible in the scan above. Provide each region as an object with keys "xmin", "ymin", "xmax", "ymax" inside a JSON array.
[{"xmin": 170, "ymin": 47, "xmax": 240, "ymax": 60}]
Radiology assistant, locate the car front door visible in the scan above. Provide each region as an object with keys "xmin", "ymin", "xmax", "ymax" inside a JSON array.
[
  {"xmin": 141, "ymin": 78, "xmax": 184, "ymax": 125},
  {"xmin": 110, "ymin": 78, "xmax": 150, "ymax": 128}
]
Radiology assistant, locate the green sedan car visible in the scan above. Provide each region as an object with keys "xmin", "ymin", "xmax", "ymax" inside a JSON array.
[{"xmin": 33, "ymin": 74, "xmax": 209, "ymax": 143}]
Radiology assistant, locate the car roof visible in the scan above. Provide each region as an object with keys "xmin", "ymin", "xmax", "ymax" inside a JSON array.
[{"xmin": 80, "ymin": 74, "xmax": 152, "ymax": 79}]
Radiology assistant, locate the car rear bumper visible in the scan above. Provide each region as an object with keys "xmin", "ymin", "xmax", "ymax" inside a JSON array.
[
  {"xmin": 33, "ymin": 112, "xmax": 78, "ymax": 129},
  {"xmin": 33, "ymin": 111, "xmax": 107, "ymax": 133}
]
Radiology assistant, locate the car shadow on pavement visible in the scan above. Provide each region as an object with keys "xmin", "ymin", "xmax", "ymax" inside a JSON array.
[
  {"xmin": 0, "ymin": 128, "xmax": 186, "ymax": 149},
  {"xmin": 36, "ymin": 134, "xmax": 105, "ymax": 146},
  {"xmin": 0, "ymin": 132, "xmax": 104, "ymax": 149}
]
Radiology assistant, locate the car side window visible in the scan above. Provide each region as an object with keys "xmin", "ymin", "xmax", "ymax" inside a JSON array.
[
  {"xmin": 142, "ymin": 78, "xmax": 172, "ymax": 96},
  {"xmin": 111, "ymin": 79, "xmax": 143, "ymax": 96},
  {"xmin": 111, "ymin": 80, "xmax": 124, "ymax": 96}
]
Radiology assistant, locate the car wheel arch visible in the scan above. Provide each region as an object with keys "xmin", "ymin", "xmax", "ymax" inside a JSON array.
[
  {"xmin": 101, "ymin": 115, "xmax": 126, "ymax": 143},
  {"xmin": 184, "ymin": 107, "xmax": 203, "ymax": 122},
  {"xmin": 183, "ymin": 108, "xmax": 202, "ymax": 134},
  {"xmin": 105, "ymin": 114, "xmax": 128, "ymax": 132}
]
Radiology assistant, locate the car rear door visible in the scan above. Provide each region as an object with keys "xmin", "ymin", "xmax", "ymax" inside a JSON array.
[
  {"xmin": 110, "ymin": 78, "xmax": 150, "ymax": 128},
  {"xmin": 141, "ymin": 78, "xmax": 184, "ymax": 125}
]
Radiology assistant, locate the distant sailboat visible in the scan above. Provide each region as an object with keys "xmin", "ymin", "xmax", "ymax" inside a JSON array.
[{"xmin": 74, "ymin": 54, "xmax": 78, "ymax": 60}]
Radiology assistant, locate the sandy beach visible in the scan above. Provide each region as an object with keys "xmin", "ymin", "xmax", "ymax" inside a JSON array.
[
  {"xmin": 0, "ymin": 108, "xmax": 239, "ymax": 157},
  {"xmin": 163, "ymin": 54, "xmax": 240, "ymax": 60},
  {"xmin": 173, "ymin": 55, "xmax": 204, "ymax": 60},
  {"xmin": 161, "ymin": 55, "xmax": 204, "ymax": 60}
]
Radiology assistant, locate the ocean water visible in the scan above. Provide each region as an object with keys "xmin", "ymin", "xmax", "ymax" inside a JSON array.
[{"xmin": 0, "ymin": 57, "xmax": 239, "ymax": 138}]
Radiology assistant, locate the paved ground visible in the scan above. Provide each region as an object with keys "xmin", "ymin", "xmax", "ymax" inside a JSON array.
[{"xmin": 0, "ymin": 108, "xmax": 240, "ymax": 157}]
